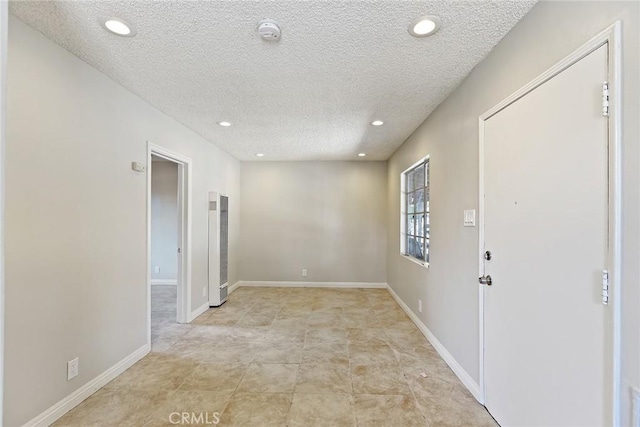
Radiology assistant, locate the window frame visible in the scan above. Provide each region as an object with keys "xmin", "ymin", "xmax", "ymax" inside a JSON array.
[{"xmin": 400, "ymin": 155, "xmax": 430, "ymax": 268}]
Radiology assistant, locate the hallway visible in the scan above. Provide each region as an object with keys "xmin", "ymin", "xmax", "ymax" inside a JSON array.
[{"xmin": 54, "ymin": 287, "xmax": 496, "ymax": 426}]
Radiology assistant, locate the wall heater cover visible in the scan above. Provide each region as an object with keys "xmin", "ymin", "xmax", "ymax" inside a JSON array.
[{"xmin": 208, "ymin": 191, "xmax": 229, "ymax": 307}]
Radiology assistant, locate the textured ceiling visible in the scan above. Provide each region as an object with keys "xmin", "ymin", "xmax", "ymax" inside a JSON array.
[{"xmin": 10, "ymin": 0, "xmax": 536, "ymax": 161}]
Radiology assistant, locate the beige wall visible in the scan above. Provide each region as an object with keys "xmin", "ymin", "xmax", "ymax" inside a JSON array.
[
  {"xmin": 386, "ymin": 0, "xmax": 639, "ymax": 424},
  {"xmin": 240, "ymin": 161, "xmax": 387, "ymax": 283},
  {"xmin": 4, "ymin": 16, "xmax": 240, "ymax": 426},
  {"xmin": 4, "ymin": 1, "xmax": 639, "ymax": 425},
  {"xmin": 151, "ymin": 159, "xmax": 178, "ymax": 282}
]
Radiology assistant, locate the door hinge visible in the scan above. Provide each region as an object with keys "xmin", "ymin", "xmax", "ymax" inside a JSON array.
[
  {"xmin": 602, "ymin": 82, "xmax": 610, "ymax": 117},
  {"xmin": 601, "ymin": 269, "xmax": 609, "ymax": 305}
]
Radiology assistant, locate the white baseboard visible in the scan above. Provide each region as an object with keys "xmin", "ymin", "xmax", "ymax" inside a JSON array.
[
  {"xmin": 236, "ymin": 280, "xmax": 388, "ymax": 289},
  {"xmin": 228, "ymin": 281, "xmax": 240, "ymax": 294},
  {"xmin": 386, "ymin": 284, "xmax": 482, "ymax": 403},
  {"xmin": 189, "ymin": 301, "xmax": 210, "ymax": 322},
  {"xmin": 150, "ymin": 279, "xmax": 177, "ymax": 286},
  {"xmin": 23, "ymin": 344, "xmax": 150, "ymax": 427}
]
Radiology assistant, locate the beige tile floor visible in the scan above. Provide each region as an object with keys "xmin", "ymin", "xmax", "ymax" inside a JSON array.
[{"xmin": 55, "ymin": 286, "xmax": 497, "ymax": 426}]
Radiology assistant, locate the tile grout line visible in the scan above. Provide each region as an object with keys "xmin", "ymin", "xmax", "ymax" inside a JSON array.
[
  {"xmin": 345, "ymin": 308, "xmax": 359, "ymax": 426},
  {"xmin": 380, "ymin": 313, "xmax": 429, "ymax": 422}
]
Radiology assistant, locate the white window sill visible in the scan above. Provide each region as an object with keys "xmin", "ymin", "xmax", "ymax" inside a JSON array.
[{"xmin": 401, "ymin": 254, "xmax": 429, "ymax": 269}]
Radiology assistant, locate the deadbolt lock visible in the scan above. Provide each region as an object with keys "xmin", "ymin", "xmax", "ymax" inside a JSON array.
[{"xmin": 484, "ymin": 251, "xmax": 492, "ymax": 261}]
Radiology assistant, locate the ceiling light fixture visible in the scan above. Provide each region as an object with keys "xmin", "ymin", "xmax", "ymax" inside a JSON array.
[
  {"xmin": 101, "ymin": 17, "xmax": 136, "ymax": 37},
  {"xmin": 358, "ymin": 153, "xmax": 367, "ymax": 157},
  {"xmin": 256, "ymin": 153, "xmax": 265, "ymax": 157},
  {"xmin": 217, "ymin": 121, "xmax": 232, "ymax": 127},
  {"xmin": 371, "ymin": 120, "xmax": 384, "ymax": 126},
  {"xmin": 408, "ymin": 15, "xmax": 441, "ymax": 38}
]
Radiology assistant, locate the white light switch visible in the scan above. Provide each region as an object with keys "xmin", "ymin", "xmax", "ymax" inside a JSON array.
[{"xmin": 464, "ymin": 210, "xmax": 476, "ymax": 227}]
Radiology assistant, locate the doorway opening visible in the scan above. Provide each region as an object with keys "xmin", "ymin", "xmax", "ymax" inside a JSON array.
[
  {"xmin": 150, "ymin": 154, "xmax": 179, "ymax": 333},
  {"xmin": 147, "ymin": 143, "xmax": 192, "ymax": 348}
]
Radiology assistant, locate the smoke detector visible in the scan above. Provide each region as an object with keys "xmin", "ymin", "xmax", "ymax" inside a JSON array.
[{"xmin": 257, "ymin": 19, "xmax": 281, "ymax": 41}]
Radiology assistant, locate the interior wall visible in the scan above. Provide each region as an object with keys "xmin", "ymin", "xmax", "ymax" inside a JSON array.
[
  {"xmin": 240, "ymin": 161, "xmax": 387, "ymax": 283},
  {"xmin": 386, "ymin": 0, "xmax": 639, "ymax": 424},
  {"xmin": 4, "ymin": 16, "xmax": 241, "ymax": 426},
  {"xmin": 150, "ymin": 159, "xmax": 178, "ymax": 283}
]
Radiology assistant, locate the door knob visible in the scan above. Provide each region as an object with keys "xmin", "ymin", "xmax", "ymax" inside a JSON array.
[{"xmin": 479, "ymin": 275, "xmax": 492, "ymax": 286}]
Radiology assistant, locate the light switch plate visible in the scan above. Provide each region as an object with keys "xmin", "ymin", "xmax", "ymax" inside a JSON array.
[
  {"xmin": 464, "ymin": 210, "xmax": 476, "ymax": 227},
  {"xmin": 131, "ymin": 161, "xmax": 146, "ymax": 173}
]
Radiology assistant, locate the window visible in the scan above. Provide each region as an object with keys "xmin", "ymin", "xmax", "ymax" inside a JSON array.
[{"xmin": 401, "ymin": 157, "xmax": 430, "ymax": 265}]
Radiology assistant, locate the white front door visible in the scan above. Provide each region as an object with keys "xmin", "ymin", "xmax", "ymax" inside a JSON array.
[{"xmin": 482, "ymin": 44, "xmax": 610, "ymax": 426}]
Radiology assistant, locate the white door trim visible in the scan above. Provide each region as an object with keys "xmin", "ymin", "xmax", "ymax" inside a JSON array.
[
  {"xmin": 0, "ymin": 1, "xmax": 7, "ymax": 422},
  {"xmin": 477, "ymin": 21, "xmax": 622, "ymax": 424},
  {"xmin": 147, "ymin": 142, "xmax": 193, "ymax": 338}
]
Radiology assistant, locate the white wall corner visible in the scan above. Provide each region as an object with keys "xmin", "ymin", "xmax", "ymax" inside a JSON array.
[
  {"xmin": 228, "ymin": 281, "xmax": 240, "ymax": 294},
  {"xmin": 386, "ymin": 284, "xmax": 483, "ymax": 403},
  {"xmin": 22, "ymin": 344, "xmax": 150, "ymax": 427},
  {"xmin": 189, "ymin": 301, "xmax": 210, "ymax": 322}
]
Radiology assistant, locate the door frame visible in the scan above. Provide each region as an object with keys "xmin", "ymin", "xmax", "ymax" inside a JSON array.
[
  {"xmin": 0, "ymin": 1, "xmax": 7, "ymax": 423},
  {"xmin": 477, "ymin": 21, "xmax": 622, "ymax": 424},
  {"xmin": 147, "ymin": 142, "xmax": 193, "ymax": 339}
]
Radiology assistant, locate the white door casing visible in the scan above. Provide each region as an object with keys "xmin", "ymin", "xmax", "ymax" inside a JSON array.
[
  {"xmin": 147, "ymin": 142, "xmax": 193, "ymax": 337},
  {"xmin": 0, "ymin": 2, "xmax": 7, "ymax": 423},
  {"xmin": 479, "ymin": 22, "xmax": 622, "ymax": 427}
]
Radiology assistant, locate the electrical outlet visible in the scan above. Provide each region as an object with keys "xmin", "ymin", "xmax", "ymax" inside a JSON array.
[
  {"xmin": 67, "ymin": 357, "xmax": 79, "ymax": 381},
  {"xmin": 302, "ymin": 269, "xmax": 308, "ymax": 277},
  {"xmin": 203, "ymin": 287, "xmax": 207, "ymax": 297},
  {"xmin": 154, "ymin": 266, "xmax": 160, "ymax": 273},
  {"xmin": 418, "ymin": 299, "xmax": 423, "ymax": 313}
]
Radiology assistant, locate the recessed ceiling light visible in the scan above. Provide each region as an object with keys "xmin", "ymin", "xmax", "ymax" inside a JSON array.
[
  {"xmin": 371, "ymin": 120, "xmax": 384, "ymax": 126},
  {"xmin": 218, "ymin": 121, "xmax": 232, "ymax": 127},
  {"xmin": 101, "ymin": 18, "xmax": 136, "ymax": 37},
  {"xmin": 256, "ymin": 153, "xmax": 265, "ymax": 157},
  {"xmin": 358, "ymin": 153, "xmax": 367, "ymax": 157},
  {"xmin": 408, "ymin": 16, "xmax": 441, "ymax": 37}
]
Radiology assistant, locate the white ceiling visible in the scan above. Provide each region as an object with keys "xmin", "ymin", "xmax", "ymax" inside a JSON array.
[{"xmin": 10, "ymin": 0, "xmax": 536, "ymax": 161}]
